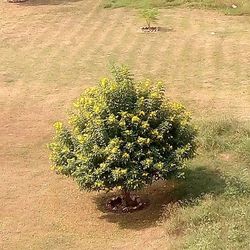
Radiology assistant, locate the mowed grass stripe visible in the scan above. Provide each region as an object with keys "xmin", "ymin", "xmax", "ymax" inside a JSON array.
[
  {"xmin": 39, "ymin": 0, "xmax": 103, "ymax": 84},
  {"xmin": 212, "ymin": 38, "xmax": 225, "ymax": 87},
  {"xmin": 24, "ymin": 11, "xmax": 75, "ymax": 48},
  {"xmin": 20, "ymin": 0, "xmax": 100, "ymax": 70},
  {"xmin": 143, "ymin": 31, "xmax": 177, "ymax": 79},
  {"xmin": 0, "ymin": 5, "xmax": 34, "ymax": 39},
  {"xmin": 169, "ymin": 37, "xmax": 191, "ymax": 86},
  {"xmin": 195, "ymin": 42, "xmax": 207, "ymax": 88},
  {"xmin": 108, "ymin": 14, "xmax": 136, "ymax": 59},
  {"xmin": 223, "ymin": 33, "xmax": 248, "ymax": 87},
  {"xmin": 96, "ymin": 10, "xmax": 134, "ymax": 56},
  {"xmin": 22, "ymin": 1, "xmax": 102, "ymax": 84},
  {"xmin": 19, "ymin": 13, "xmax": 64, "ymax": 53},
  {"xmin": 184, "ymin": 12, "xmax": 207, "ymax": 89},
  {"xmin": 72, "ymin": 11, "xmax": 127, "ymax": 84},
  {"xmin": 177, "ymin": 13, "xmax": 207, "ymax": 87},
  {"xmin": 139, "ymin": 33, "xmax": 159, "ymax": 74},
  {"xmin": 157, "ymin": 37, "xmax": 174, "ymax": 80},
  {"xmin": 15, "ymin": 14, "xmax": 74, "ymax": 84},
  {"xmin": 83, "ymin": 10, "xmax": 128, "ymax": 67},
  {"xmin": 168, "ymin": 11, "xmax": 194, "ymax": 85},
  {"xmin": 183, "ymin": 38, "xmax": 197, "ymax": 84},
  {"xmin": 107, "ymin": 12, "xmax": 144, "ymax": 67},
  {"xmin": 20, "ymin": 15, "xmax": 75, "ymax": 83},
  {"xmin": 66, "ymin": 9, "xmax": 112, "ymax": 63},
  {"xmin": 122, "ymin": 32, "xmax": 149, "ymax": 72},
  {"xmin": 31, "ymin": 15, "xmax": 75, "ymax": 57},
  {"xmin": 64, "ymin": 12, "xmax": 126, "ymax": 83},
  {"xmin": 193, "ymin": 13, "xmax": 209, "ymax": 88},
  {"xmin": 46, "ymin": 0, "xmax": 103, "ymax": 62}
]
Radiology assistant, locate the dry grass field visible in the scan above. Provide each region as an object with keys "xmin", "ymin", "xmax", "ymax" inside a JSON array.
[{"xmin": 1, "ymin": 0, "xmax": 250, "ymax": 249}]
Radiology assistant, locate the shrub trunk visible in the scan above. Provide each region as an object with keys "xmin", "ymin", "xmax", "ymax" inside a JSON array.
[{"xmin": 122, "ymin": 190, "xmax": 136, "ymax": 207}]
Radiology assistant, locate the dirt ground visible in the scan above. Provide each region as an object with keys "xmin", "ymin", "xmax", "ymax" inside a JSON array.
[{"xmin": 0, "ymin": 0, "xmax": 250, "ymax": 249}]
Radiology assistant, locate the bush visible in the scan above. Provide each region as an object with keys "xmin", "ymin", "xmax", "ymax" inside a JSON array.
[{"xmin": 49, "ymin": 65, "xmax": 197, "ymax": 206}]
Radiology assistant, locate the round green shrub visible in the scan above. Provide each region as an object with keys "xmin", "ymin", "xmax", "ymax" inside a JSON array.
[{"xmin": 49, "ymin": 65, "xmax": 197, "ymax": 198}]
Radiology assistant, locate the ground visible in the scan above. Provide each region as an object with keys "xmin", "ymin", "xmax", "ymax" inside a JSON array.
[{"xmin": 0, "ymin": 0, "xmax": 250, "ymax": 249}]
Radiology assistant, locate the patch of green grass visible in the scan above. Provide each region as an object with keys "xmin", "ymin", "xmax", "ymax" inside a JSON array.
[
  {"xmin": 165, "ymin": 194, "xmax": 250, "ymax": 249},
  {"xmin": 160, "ymin": 118, "xmax": 250, "ymax": 249},
  {"xmin": 102, "ymin": 0, "xmax": 250, "ymax": 15},
  {"xmin": 198, "ymin": 118, "xmax": 250, "ymax": 152}
]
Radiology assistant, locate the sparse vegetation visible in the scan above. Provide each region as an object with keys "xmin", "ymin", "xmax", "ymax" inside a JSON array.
[{"xmin": 103, "ymin": 0, "xmax": 250, "ymax": 15}]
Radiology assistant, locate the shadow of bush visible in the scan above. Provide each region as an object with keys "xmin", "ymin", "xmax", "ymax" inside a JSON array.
[{"xmin": 94, "ymin": 165, "xmax": 226, "ymax": 230}]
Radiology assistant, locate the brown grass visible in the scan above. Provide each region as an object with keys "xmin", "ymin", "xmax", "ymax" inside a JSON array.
[{"xmin": 0, "ymin": 0, "xmax": 250, "ymax": 249}]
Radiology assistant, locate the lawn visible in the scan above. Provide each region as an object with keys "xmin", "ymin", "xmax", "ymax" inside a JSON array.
[
  {"xmin": 103, "ymin": 0, "xmax": 250, "ymax": 15},
  {"xmin": 0, "ymin": 0, "xmax": 250, "ymax": 249}
]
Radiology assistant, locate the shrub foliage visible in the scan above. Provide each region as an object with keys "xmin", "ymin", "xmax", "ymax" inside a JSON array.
[
  {"xmin": 49, "ymin": 65, "xmax": 197, "ymax": 195},
  {"xmin": 140, "ymin": 8, "xmax": 159, "ymax": 28}
]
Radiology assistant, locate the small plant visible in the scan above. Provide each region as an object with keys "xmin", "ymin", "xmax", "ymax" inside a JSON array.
[
  {"xmin": 49, "ymin": 65, "xmax": 197, "ymax": 212},
  {"xmin": 140, "ymin": 8, "xmax": 159, "ymax": 28}
]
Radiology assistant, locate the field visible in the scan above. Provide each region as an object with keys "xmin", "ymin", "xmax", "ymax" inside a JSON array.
[
  {"xmin": 103, "ymin": 0, "xmax": 250, "ymax": 15},
  {"xmin": 0, "ymin": 0, "xmax": 250, "ymax": 249}
]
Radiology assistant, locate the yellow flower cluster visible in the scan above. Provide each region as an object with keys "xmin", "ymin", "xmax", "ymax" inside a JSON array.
[
  {"xmin": 122, "ymin": 152, "xmax": 130, "ymax": 159},
  {"xmin": 155, "ymin": 162, "xmax": 164, "ymax": 170},
  {"xmin": 151, "ymin": 129, "xmax": 159, "ymax": 136},
  {"xmin": 77, "ymin": 134, "xmax": 87, "ymax": 144},
  {"xmin": 141, "ymin": 121, "xmax": 150, "ymax": 129},
  {"xmin": 111, "ymin": 147, "xmax": 119, "ymax": 154},
  {"xmin": 124, "ymin": 130, "xmax": 132, "ymax": 136},
  {"xmin": 131, "ymin": 115, "xmax": 141, "ymax": 124},
  {"xmin": 137, "ymin": 137, "xmax": 151, "ymax": 145},
  {"xmin": 145, "ymin": 158, "xmax": 153, "ymax": 166},
  {"xmin": 119, "ymin": 120, "xmax": 126, "ymax": 127},
  {"xmin": 54, "ymin": 121, "xmax": 63, "ymax": 131},
  {"xmin": 171, "ymin": 102, "xmax": 184, "ymax": 111},
  {"xmin": 149, "ymin": 111, "xmax": 157, "ymax": 118},
  {"xmin": 112, "ymin": 168, "xmax": 127, "ymax": 179},
  {"xmin": 139, "ymin": 111, "xmax": 145, "ymax": 116},
  {"xmin": 100, "ymin": 77, "xmax": 108, "ymax": 87},
  {"xmin": 150, "ymin": 92, "xmax": 159, "ymax": 99},
  {"xmin": 108, "ymin": 114, "xmax": 117, "ymax": 124}
]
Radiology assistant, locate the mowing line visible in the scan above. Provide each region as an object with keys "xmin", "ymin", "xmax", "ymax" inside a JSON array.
[
  {"xmin": 154, "ymin": 34, "xmax": 173, "ymax": 80},
  {"xmin": 169, "ymin": 37, "xmax": 190, "ymax": 86},
  {"xmin": 19, "ymin": 14, "xmax": 75, "ymax": 83},
  {"xmin": 107, "ymin": 12, "xmax": 141, "ymax": 67},
  {"xmin": 65, "ymin": 10, "xmax": 111, "ymax": 64},
  {"xmin": 122, "ymin": 32, "xmax": 149, "ymax": 74},
  {"xmin": 45, "ymin": 0, "xmax": 102, "ymax": 64},
  {"xmin": 97, "ymin": 10, "xmax": 133, "ymax": 55},
  {"xmin": 73, "ymin": 11, "xmax": 126, "ymax": 83},
  {"xmin": 140, "ymin": 33, "xmax": 159, "ymax": 74},
  {"xmin": 43, "ymin": 11, "xmax": 113, "ymax": 84},
  {"xmin": 82, "ymin": 10, "xmax": 128, "ymax": 70},
  {"xmin": 108, "ymin": 17, "xmax": 134, "ymax": 59},
  {"xmin": 212, "ymin": 38, "xmax": 225, "ymax": 87},
  {"xmin": 19, "ymin": 13, "xmax": 63, "ymax": 53}
]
